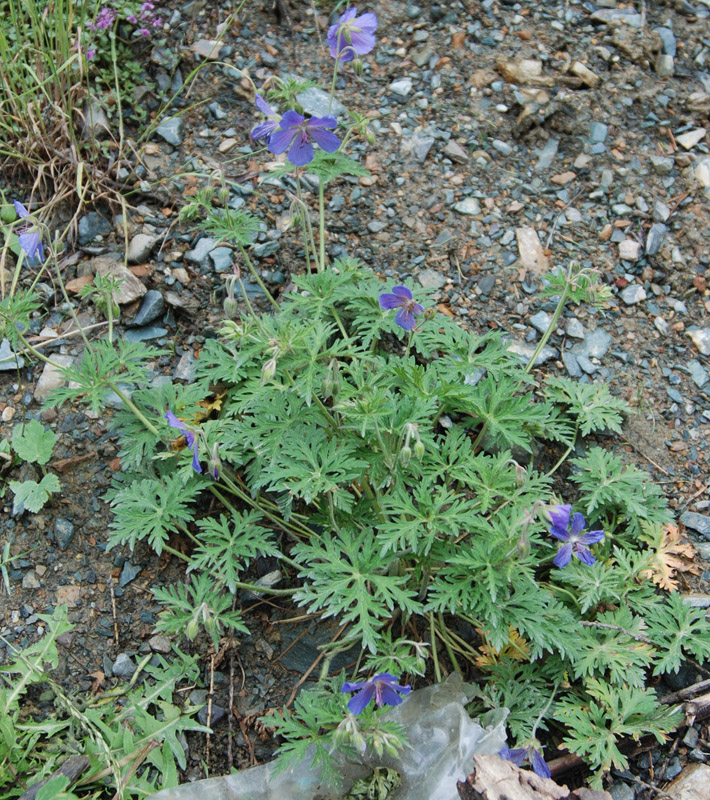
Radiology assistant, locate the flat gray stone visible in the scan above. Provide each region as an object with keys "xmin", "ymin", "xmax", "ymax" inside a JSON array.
[
  {"xmin": 34, "ymin": 355, "xmax": 74, "ymax": 401},
  {"xmin": 535, "ymin": 138, "xmax": 558, "ymax": 172},
  {"xmin": 655, "ymin": 26, "xmax": 676, "ymax": 56},
  {"xmin": 529, "ymin": 311, "xmax": 552, "ymax": 334},
  {"xmin": 443, "ymin": 140, "xmax": 468, "ymax": 163},
  {"xmin": 209, "ymin": 247, "xmax": 233, "ymax": 272},
  {"xmin": 687, "ymin": 328, "xmax": 710, "ymax": 355},
  {"xmin": 620, "ymin": 284, "xmax": 646, "ymax": 305},
  {"xmin": 185, "ymin": 237, "xmax": 216, "ymax": 265},
  {"xmin": 619, "ymin": 240, "xmax": 640, "ymax": 261},
  {"xmin": 688, "ymin": 360, "xmax": 709, "ymax": 388},
  {"xmin": 112, "ymin": 653, "xmax": 136, "ymax": 678},
  {"xmin": 93, "ymin": 257, "xmax": 146, "ymax": 305},
  {"xmin": 173, "ymin": 351, "xmax": 196, "ymax": 382},
  {"xmin": 418, "ymin": 269, "xmax": 446, "ymax": 289},
  {"xmin": 253, "ymin": 240, "xmax": 280, "ymax": 258},
  {"xmin": 78, "ymin": 212, "xmax": 112, "ymax": 245},
  {"xmin": 506, "ymin": 340, "xmax": 557, "ymax": 366},
  {"xmin": 389, "ymin": 77, "xmax": 413, "ymax": 97},
  {"xmin": 656, "ymin": 54, "xmax": 674, "ymax": 77},
  {"xmin": 653, "ymin": 200, "xmax": 671, "ymax": 222},
  {"xmin": 124, "ymin": 325, "xmax": 168, "ymax": 342},
  {"xmin": 650, "ymin": 155, "xmax": 674, "ymax": 175},
  {"xmin": 580, "ymin": 329, "xmax": 612, "ymax": 359},
  {"xmin": 565, "ymin": 318, "xmax": 585, "ymax": 339},
  {"xmin": 54, "ymin": 517, "xmax": 75, "ymax": 551},
  {"xmin": 296, "ymin": 87, "xmax": 347, "ymax": 118},
  {"xmin": 453, "ymin": 197, "xmax": 481, "ymax": 215},
  {"xmin": 127, "ymin": 233, "xmax": 159, "ymax": 264},
  {"xmin": 591, "ymin": 8, "xmax": 642, "ymax": 26},
  {"xmin": 129, "ymin": 290, "xmax": 164, "ymax": 327},
  {"xmin": 589, "ymin": 122, "xmax": 608, "ymax": 144},
  {"xmin": 401, "ymin": 133, "xmax": 435, "ymax": 163},
  {"xmin": 156, "ymin": 116, "xmax": 184, "ymax": 146},
  {"xmin": 22, "ymin": 571, "xmax": 41, "ymax": 590},
  {"xmin": 0, "ymin": 338, "xmax": 24, "ymax": 371},
  {"xmin": 645, "ymin": 223, "xmax": 667, "ymax": 256},
  {"xmin": 681, "ymin": 511, "xmax": 710, "ymax": 539},
  {"xmin": 562, "ymin": 350, "xmax": 582, "ymax": 378},
  {"xmin": 119, "ymin": 562, "xmax": 142, "ymax": 587}
]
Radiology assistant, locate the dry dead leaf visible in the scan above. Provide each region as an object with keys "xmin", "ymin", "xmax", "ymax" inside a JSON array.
[
  {"xmin": 475, "ymin": 626, "xmax": 530, "ymax": 667},
  {"xmin": 642, "ymin": 523, "xmax": 699, "ymax": 592}
]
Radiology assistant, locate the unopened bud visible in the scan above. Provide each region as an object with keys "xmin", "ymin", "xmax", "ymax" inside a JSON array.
[
  {"xmin": 186, "ymin": 617, "xmax": 199, "ymax": 641},
  {"xmin": 322, "ymin": 375, "xmax": 334, "ymax": 399},
  {"xmin": 366, "ymin": 128, "xmax": 376, "ymax": 145},
  {"xmin": 413, "ymin": 440, "xmax": 425, "ymax": 461},
  {"xmin": 261, "ymin": 358, "xmax": 277, "ymax": 383},
  {"xmin": 223, "ymin": 296, "xmax": 239, "ymax": 319},
  {"xmin": 352, "ymin": 58, "xmax": 364, "ymax": 76},
  {"xmin": 399, "ymin": 445, "xmax": 412, "ymax": 467}
]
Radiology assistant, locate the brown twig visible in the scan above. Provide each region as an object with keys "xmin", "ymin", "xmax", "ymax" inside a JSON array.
[{"xmin": 109, "ymin": 581, "xmax": 119, "ymax": 648}]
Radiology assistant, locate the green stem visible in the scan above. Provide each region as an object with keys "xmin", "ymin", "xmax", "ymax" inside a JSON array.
[
  {"xmin": 237, "ymin": 243, "xmax": 279, "ymax": 310},
  {"xmin": 543, "ymin": 423, "xmax": 579, "ymax": 480},
  {"xmin": 108, "ymin": 383, "xmax": 160, "ymax": 436},
  {"xmin": 404, "ymin": 330, "xmax": 413, "ymax": 360},
  {"xmin": 524, "ymin": 269, "xmax": 573, "ymax": 376},
  {"xmin": 318, "ymin": 180, "xmax": 327, "ymax": 272},
  {"xmin": 429, "ymin": 613, "xmax": 442, "ymax": 683},
  {"xmin": 295, "ymin": 175, "xmax": 320, "ymax": 272},
  {"xmin": 436, "ymin": 615, "xmax": 461, "ymax": 672},
  {"xmin": 328, "ymin": 57, "xmax": 340, "ymax": 115},
  {"xmin": 330, "ymin": 306, "xmax": 349, "ymax": 339}
]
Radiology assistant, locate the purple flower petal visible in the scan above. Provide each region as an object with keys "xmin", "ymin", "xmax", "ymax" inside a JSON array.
[
  {"xmin": 530, "ymin": 749, "xmax": 551, "ymax": 779},
  {"xmin": 307, "ymin": 126, "xmax": 341, "ymax": 153},
  {"xmin": 395, "ymin": 307, "xmax": 417, "ymax": 330},
  {"xmin": 349, "ymin": 28, "xmax": 376, "ymax": 54},
  {"xmin": 288, "ymin": 134, "xmax": 315, "ymax": 166},
  {"xmin": 267, "ymin": 127, "xmax": 297, "ymax": 155},
  {"xmin": 574, "ymin": 545, "xmax": 595, "ymax": 566},
  {"xmin": 353, "ymin": 10, "xmax": 377, "ymax": 33},
  {"xmin": 570, "ymin": 512, "xmax": 586, "ymax": 536},
  {"xmin": 379, "ymin": 292, "xmax": 404, "ymax": 310},
  {"xmin": 347, "ymin": 683, "xmax": 375, "ymax": 715},
  {"xmin": 190, "ymin": 438, "xmax": 203, "ymax": 473},
  {"xmin": 307, "ymin": 114, "xmax": 338, "ymax": 130},
  {"xmin": 548, "ymin": 504, "xmax": 571, "ymax": 530},
  {"xmin": 13, "ymin": 200, "xmax": 30, "ymax": 219},
  {"xmin": 279, "ymin": 109, "xmax": 305, "ymax": 128},
  {"xmin": 392, "ymin": 285, "xmax": 412, "ymax": 300},
  {"xmin": 553, "ymin": 542, "xmax": 573, "ymax": 568},
  {"xmin": 18, "ymin": 230, "xmax": 43, "ymax": 261},
  {"xmin": 579, "ymin": 529, "xmax": 605, "ymax": 545},
  {"xmin": 341, "ymin": 680, "xmax": 366, "ymax": 693},
  {"xmin": 499, "ymin": 746, "xmax": 527, "ymax": 766},
  {"xmin": 165, "ymin": 410, "xmax": 188, "ymax": 432},
  {"xmin": 376, "ymin": 684, "xmax": 406, "ymax": 707},
  {"xmin": 255, "ymin": 93, "xmax": 276, "ymax": 117},
  {"xmin": 549, "ymin": 524, "xmax": 571, "ymax": 542},
  {"xmin": 251, "ymin": 119, "xmax": 279, "ymax": 141}
]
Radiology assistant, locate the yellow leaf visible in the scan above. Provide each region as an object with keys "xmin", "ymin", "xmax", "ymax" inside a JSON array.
[
  {"xmin": 475, "ymin": 626, "xmax": 530, "ymax": 668},
  {"xmin": 195, "ymin": 391, "xmax": 226, "ymax": 421},
  {"xmin": 642, "ymin": 522, "xmax": 699, "ymax": 592}
]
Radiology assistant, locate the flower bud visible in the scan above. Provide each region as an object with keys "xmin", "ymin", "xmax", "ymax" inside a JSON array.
[
  {"xmin": 186, "ymin": 617, "xmax": 199, "ymax": 641},
  {"xmin": 399, "ymin": 445, "xmax": 412, "ymax": 467},
  {"xmin": 261, "ymin": 358, "xmax": 277, "ymax": 383},
  {"xmin": 413, "ymin": 440, "xmax": 425, "ymax": 461},
  {"xmin": 223, "ymin": 296, "xmax": 239, "ymax": 319},
  {"xmin": 352, "ymin": 58, "xmax": 364, "ymax": 76}
]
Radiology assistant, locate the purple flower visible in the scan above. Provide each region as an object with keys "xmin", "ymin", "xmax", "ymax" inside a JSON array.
[
  {"xmin": 548, "ymin": 504, "xmax": 604, "ymax": 568},
  {"xmin": 165, "ymin": 410, "xmax": 202, "ymax": 474},
  {"xmin": 499, "ymin": 744, "xmax": 551, "ymax": 779},
  {"xmin": 250, "ymin": 94, "xmax": 280, "ymax": 142},
  {"xmin": 95, "ymin": 7, "xmax": 117, "ymax": 29},
  {"xmin": 378, "ymin": 286, "xmax": 423, "ymax": 331},
  {"xmin": 327, "ymin": 7, "xmax": 378, "ymax": 62},
  {"xmin": 267, "ymin": 110, "xmax": 340, "ymax": 166},
  {"xmin": 341, "ymin": 673, "xmax": 411, "ymax": 715},
  {"xmin": 13, "ymin": 201, "xmax": 44, "ymax": 263}
]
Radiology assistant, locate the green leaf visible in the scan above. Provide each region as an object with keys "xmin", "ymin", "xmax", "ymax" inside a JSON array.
[
  {"xmin": 12, "ymin": 419, "xmax": 56, "ymax": 465},
  {"xmin": 9, "ymin": 473, "xmax": 60, "ymax": 514},
  {"xmin": 545, "ymin": 376, "xmax": 628, "ymax": 436}
]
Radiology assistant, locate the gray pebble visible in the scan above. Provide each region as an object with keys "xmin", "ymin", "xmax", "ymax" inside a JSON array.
[
  {"xmin": 54, "ymin": 518, "xmax": 75, "ymax": 551},
  {"xmin": 492, "ymin": 139, "xmax": 512, "ymax": 156},
  {"xmin": 389, "ymin": 77, "xmax": 413, "ymax": 97},
  {"xmin": 653, "ymin": 201, "xmax": 671, "ymax": 222},
  {"xmin": 565, "ymin": 319, "xmax": 585, "ymax": 339},
  {"xmin": 620, "ymin": 284, "xmax": 647, "ymax": 305},
  {"xmin": 680, "ymin": 511, "xmax": 710, "ymax": 539},
  {"xmin": 609, "ymin": 781, "xmax": 635, "ymax": 800},
  {"xmin": 562, "ymin": 350, "xmax": 583, "ymax": 378},
  {"xmin": 127, "ymin": 233, "xmax": 159, "ymax": 264},
  {"xmin": 683, "ymin": 726, "xmax": 700, "ymax": 748},
  {"xmin": 119, "ymin": 562, "xmax": 142, "ymax": 587},
  {"xmin": 78, "ymin": 212, "xmax": 112, "ymax": 245},
  {"xmin": 124, "ymin": 325, "xmax": 168, "ymax": 342},
  {"xmin": 645, "ymin": 223, "xmax": 667, "ymax": 256},
  {"xmin": 209, "ymin": 247, "xmax": 233, "ymax": 272},
  {"xmin": 688, "ymin": 360, "xmax": 709, "ymax": 388},
  {"xmin": 580, "ymin": 329, "xmax": 612, "ymax": 359},
  {"xmin": 507, "ymin": 341, "xmax": 557, "ymax": 366},
  {"xmin": 650, "ymin": 155, "xmax": 674, "ymax": 176},
  {"xmin": 655, "ymin": 27, "xmax": 677, "ymax": 56},
  {"xmin": 253, "ymin": 241, "xmax": 280, "ymax": 258},
  {"xmin": 529, "ymin": 311, "xmax": 552, "ymax": 334},
  {"xmin": 0, "ymin": 338, "xmax": 24, "ymax": 371},
  {"xmin": 687, "ymin": 328, "xmax": 710, "ymax": 355},
  {"xmin": 589, "ymin": 122, "xmax": 608, "ymax": 144},
  {"xmin": 477, "ymin": 275, "xmax": 495, "ymax": 295},
  {"xmin": 453, "ymin": 197, "xmax": 481, "ymax": 216},
  {"xmin": 296, "ymin": 87, "xmax": 347, "ymax": 118},
  {"xmin": 156, "ymin": 117, "xmax": 184, "ymax": 146},
  {"xmin": 129, "ymin": 290, "xmax": 164, "ymax": 327},
  {"xmin": 185, "ymin": 237, "xmax": 217, "ymax": 265},
  {"xmin": 174, "ymin": 351, "xmax": 196, "ymax": 382},
  {"xmin": 418, "ymin": 269, "xmax": 446, "ymax": 289},
  {"xmin": 149, "ymin": 634, "xmax": 172, "ymax": 653},
  {"xmin": 402, "ymin": 133, "xmax": 435, "ymax": 163},
  {"xmin": 112, "ymin": 653, "xmax": 136, "ymax": 678},
  {"xmin": 367, "ymin": 220, "xmax": 388, "ymax": 234},
  {"xmin": 22, "ymin": 571, "xmax": 41, "ymax": 590}
]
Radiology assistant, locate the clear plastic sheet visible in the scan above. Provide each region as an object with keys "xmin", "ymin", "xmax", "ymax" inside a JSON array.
[{"xmin": 148, "ymin": 673, "xmax": 508, "ymax": 800}]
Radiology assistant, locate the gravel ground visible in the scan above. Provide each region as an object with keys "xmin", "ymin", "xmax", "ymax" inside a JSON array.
[{"xmin": 2, "ymin": 0, "xmax": 710, "ymax": 795}]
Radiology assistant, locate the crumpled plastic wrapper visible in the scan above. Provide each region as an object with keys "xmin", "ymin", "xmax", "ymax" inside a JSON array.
[{"xmin": 148, "ymin": 673, "xmax": 508, "ymax": 800}]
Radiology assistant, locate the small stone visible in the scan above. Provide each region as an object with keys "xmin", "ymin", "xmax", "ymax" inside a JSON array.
[
  {"xmin": 650, "ymin": 155, "xmax": 674, "ymax": 175},
  {"xmin": 565, "ymin": 319, "xmax": 585, "ymax": 339},
  {"xmin": 443, "ymin": 140, "xmax": 468, "ymax": 163},
  {"xmin": 676, "ymin": 128, "xmax": 706, "ymax": 150},
  {"xmin": 646, "ymin": 223, "xmax": 667, "ymax": 256},
  {"xmin": 34, "ymin": 355, "xmax": 74, "ymax": 401},
  {"xmin": 253, "ymin": 241, "xmax": 280, "ymax": 258},
  {"xmin": 620, "ymin": 284, "xmax": 646, "ymax": 305},
  {"xmin": 591, "ymin": 8, "xmax": 642, "ymax": 26},
  {"xmin": 684, "ymin": 727, "xmax": 700, "ymax": 749},
  {"xmin": 569, "ymin": 61, "xmax": 599, "ymax": 88},
  {"xmin": 653, "ymin": 201, "xmax": 671, "ymax": 222},
  {"xmin": 93, "ymin": 257, "xmax": 147, "ymax": 305},
  {"xmin": 418, "ymin": 269, "xmax": 446, "ymax": 289},
  {"xmin": 209, "ymin": 247, "xmax": 233, "ymax": 272},
  {"xmin": 535, "ymin": 138, "xmax": 559, "ymax": 172},
  {"xmin": 687, "ymin": 329, "xmax": 710, "ymax": 355},
  {"xmin": 680, "ymin": 512, "xmax": 710, "ymax": 539},
  {"xmin": 562, "ymin": 350, "xmax": 582, "ymax": 378},
  {"xmin": 297, "ymin": 87, "xmax": 347, "ymax": 118},
  {"xmin": 185, "ymin": 237, "xmax": 217, "ymax": 265},
  {"xmin": 619, "ymin": 240, "xmax": 640, "ymax": 261},
  {"xmin": 401, "ymin": 133, "xmax": 435, "ymax": 163},
  {"xmin": 190, "ymin": 39, "xmax": 220, "ymax": 59},
  {"xmin": 492, "ymin": 139, "xmax": 512, "ymax": 156},
  {"xmin": 0, "ymin": 338, "xmax": 24, "ymax": 371},
  {"xmin": 156, "ymin": 117, "xmax": 184, "ymax": 146},
  {"xmin": 550, "ymin": 171, "xmax": 576, "ymax": 185},
  {"xmin": 477, "ymin": 275, "xmax": 495, "ymax": 295},
  {"xmin": 656, "ymin": 54, "xmax": 675, "ymax": 77},
  {"xmin": 218, "ymin": 138, "xmax": 237, "ymax": 153},
  {"xmin": 119, "ymin": 562, "xmax": 142, "ymax": 587},
  {"xmin": 589, "ymin": 122, "xmax": 608, "ymax": 144},
  {"xmin": 507, "ymin": 341, "xmax": 557, "ymax": 366},
  {"xmin": 112, "ymin": 653, "xmax": 136, "ymax": 678},
  {"xmin": 82, "ymin": 98, "xmax": 111, "ymax": 140},
  {"xmin": 2, "ymin": 406, "xmax": 15, "ymax": 421},
  {"xmin": 124, "ymin": 325, "xmax": 168, "ymax": 342},
  {"xmin": 664, "ymin": 764, "xmax": 710, "ymax": 800},
  {"xmin": 78, "ymin": 212, "xmax": 112, "ymax": 245},
  {"xmin": 454, "ymin": 197, "xmax": 481, "ymax": 215},
  {"xmin": 581, "ymin": 329, "xmax": 612, "ymax": 358},
  {"xmin": 688, "ymin": 360, "xmax": 709, "ymax": 388},
  {"xmin": 516, "ymin": 227, "xmax": 549, "ymax": 275},
  {"xmin": 22, "ymin": 571, "xmax": 41, "ymax": 590},
  {"xmin": 367, "ymin": 220, "xmax": 387, "ymax": 233},
  {"xmin": 694, "ymin": 158, "xmax": 710, "ymax": 189},
  {"xmin": 389, "ymin": 77, "xmax": 413, "ymax": 97},
  {"xmin": 529, "ymin": 311, "xmax": 552, "ymax": 334},
  {"xmin": 127, "ymin": 233, "xmax": 158, "ymax": 264},
  {"xmin": 655, "ymin": 317, "xmax": 669, "ymax": 335},
  {"xmin": 609, "ymin": 781, "xmax": 635, "ymax": 800},
  {"xmin": 128, "ymin": 290, "xmax": 164, "ymax": 327},
  {"xmin": 54, "ymin": 517, "xmax": 75, "ymax": 551},
  {"xmin": 655, "ymin": 26, "xmax": 677, "ymax": 56},
  {"xmin": 174, "ymin": 351, "xmax": 195, "ymax": 382},
  {"xmin": 149, "ymin": 634, "xmax": 172, "ymax": 654}
]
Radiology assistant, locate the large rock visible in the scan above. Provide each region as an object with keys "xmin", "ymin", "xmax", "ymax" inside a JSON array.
[{"xmin": 92, "ymin": 257, "xmax": 147, "ymax": 305}]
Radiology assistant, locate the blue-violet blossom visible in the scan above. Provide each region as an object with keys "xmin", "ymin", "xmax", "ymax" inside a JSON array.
[
  {"xmin": 13, "ymin": 201, "xmax": 44, "ymax": 263},
  {"xmin": 165, "ymin": 410, "xmax": 203, "ymax": 474},
  {"xmin": 378, "ymin": 286, "xmax": 423, "ymax": 331},
  {"xmin": 341, "ymin": 673, "xmax": 411, "ymax": 715},
  {"xmin": 548, "ymin": 504, "xmax": 604, "ymax": 568},
  {"xmin": 499, "ymin": 744, "xmax": 551, "ymax": 779},
  {"xmin": 327, "ymin": 7, "xmax": 378, "ymax": 62},
  {"xmin": 250, "ymin": 94, "xmax": 280, "ymax": 142},
  {"xmin": 267, "ymin": 110, "xmax": 340, "ymax": 166}
]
